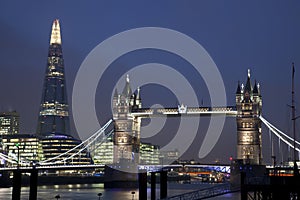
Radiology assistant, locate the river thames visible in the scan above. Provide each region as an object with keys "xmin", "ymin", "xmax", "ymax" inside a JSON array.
[{"xmin": 0, "ymin": 183, "xmax": 240, "ymax": 200}]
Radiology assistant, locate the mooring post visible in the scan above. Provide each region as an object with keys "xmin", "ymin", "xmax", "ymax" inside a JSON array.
[
  {"xmin": 29, "ymin": 168, "xmax": 38, "ymax": 200},
  {"xmin": 150, "ymin": 172, "xmax": 156, "ymax": 200},
  {"xmin": 240, "ymin": 172, "xmax": 247, "ymax": 200},
  {"xmin": 138, "ymin": 170, "xmax": 147, "ymax": 200},
  {"xmin": 12, "ymin": 169, "xmax": 22, "ymax": 200},
  {"xmin": 160, "ymin": 170, "xmax": 167, "ymax": 199}
]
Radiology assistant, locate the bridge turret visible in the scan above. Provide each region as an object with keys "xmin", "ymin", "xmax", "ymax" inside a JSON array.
[
  {"xmin": 236, "ymin": 81, "xmax": 242, "ymax": 103},
  {"xmin": 112, "ymin": 89, "xmax": 119, "ymax": 119},
  {"xmin": 112, "ymin": 75, "xmax": 141, "ymax": 164},
  {"xmin": 236, "ymin": 69, "xmax": 262, "ymax": 165},
  {"xmin": 253, "ymin": 80, "xmax": 262, "ymax": 104},
  {"xmin": 135, "ymin": 87, "xmax": 142, "ymax": 109}
]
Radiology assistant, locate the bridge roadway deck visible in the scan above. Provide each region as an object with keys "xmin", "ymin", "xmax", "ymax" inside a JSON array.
[
  {"xmin": 131, "ymin": 106, "xmax": 237, "ymax": 118},
  {"xmin": 0, "ymin": 164, "xmax": 106, "ymax": 172},
  {"xmin": 0, "ymin": 164, "xmax": 231, "ymax": 172}
]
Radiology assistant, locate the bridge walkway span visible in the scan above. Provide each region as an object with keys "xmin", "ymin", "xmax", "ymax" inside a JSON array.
[{"xmin": 160, "ymin": 183, "xmax": 239, "ymax": 200}]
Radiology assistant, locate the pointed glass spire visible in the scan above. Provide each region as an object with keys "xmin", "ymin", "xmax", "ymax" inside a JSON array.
[
  {"xmin": 50, "ymin": 19, "xmax": 61, "ymax": 45},
  {"xmin": 37, "ymin": 19, "xmax": 70, "ymax": 136}
]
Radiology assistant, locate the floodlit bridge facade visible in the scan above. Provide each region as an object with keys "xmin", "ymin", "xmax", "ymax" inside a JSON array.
[{"xmin": 112, "ymin": 70, "xmax": 262, "ymax": 165}]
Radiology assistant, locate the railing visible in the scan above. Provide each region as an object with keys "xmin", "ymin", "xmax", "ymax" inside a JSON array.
[{"xmin": 161, "ymin": 183, "xmax": 234, "ymax": 200}]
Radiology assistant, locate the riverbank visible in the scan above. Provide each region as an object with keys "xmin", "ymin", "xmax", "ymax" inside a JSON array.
[
  {"xmin": 0, "ymin": 182, "xmax": 232, "ymax": 200},
  {"xmin": 0, "ymin": 174, "xmax": 190, "ymax": 187}
]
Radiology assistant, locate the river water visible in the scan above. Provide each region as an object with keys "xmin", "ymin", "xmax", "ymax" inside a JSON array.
[{"xmin": 0, "ymin": 183, "xmax": 241, "ymax": 200}]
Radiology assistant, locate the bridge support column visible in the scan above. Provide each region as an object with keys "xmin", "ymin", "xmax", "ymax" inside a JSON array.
[
  {"xmin": 240, "ymin": 172, "xmax": 247, "ymax": 200},
  {"xmin": 12, "ymin": 170, "xmax": 22, "ymax": 200},
  {"xmin": 138, "ymin": 171, "xmax": 147, "ymax": 200},
  {"xmin": 29, "ymin": 168, "xmax": 38, "ymax": 200},
  {"xmin": 160, "ymin": 170, "xmax": 167, "ymax": 199},
  {"xmin": 151, "ymin": 172, "xmax": 156, "ymax": 200}
]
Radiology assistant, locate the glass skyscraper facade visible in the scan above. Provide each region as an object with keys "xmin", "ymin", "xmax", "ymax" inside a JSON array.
[
  {"xmin": 35, "ymin": 19, "xmax": 91, "ymax": 165},
  {"xmin": 37, "ymin": 19, "xmax": 69, "ymax": 137}
]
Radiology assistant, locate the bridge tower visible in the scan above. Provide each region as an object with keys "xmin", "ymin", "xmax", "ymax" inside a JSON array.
[
  {"xmin": 236, "ymin": 70, "xmax": 262, "ymax": 165},
  {"xmin": 112, "ymin": 75, "xmax": 142, "ymax": 164}
]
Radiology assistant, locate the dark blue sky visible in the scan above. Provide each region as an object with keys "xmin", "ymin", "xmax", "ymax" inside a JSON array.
[{"xmin": 1, "ymin": 1, "xmax": 300, "ymax": 164}]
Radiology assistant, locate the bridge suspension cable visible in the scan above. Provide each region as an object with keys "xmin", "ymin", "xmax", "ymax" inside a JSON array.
[
  {"xmin": 52, "ymin": 129, "xmax": 114, "ymax": 165},
  {"xmin": 260, "ymin": 116, "xmax": 300, "ymax": 152},
  {"xmin": 0, "ymin": 152, "xmax": 18, "ymax": 164},
  {"xmin": 40, "ymin": 119, "xmax": 113, "ymax": 165},
  {"xmin": 0, "ymin": 151, "xmax": 33, "ymax": 165}
]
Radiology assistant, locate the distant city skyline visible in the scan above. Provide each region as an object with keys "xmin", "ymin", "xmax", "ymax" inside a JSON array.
[{"xmin": 0, "ymin": 1, "xmax": 300, "ymax": 164}]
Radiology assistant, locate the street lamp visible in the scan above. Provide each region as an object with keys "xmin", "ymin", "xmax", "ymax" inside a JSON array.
[
  {"xmin": 15, "ymin": 143, "xmax": 20, "ymax": 168},
  {"xmin": 97, "ymin": 193, "xmax": 102, "ymax": 200},
  {"xmin": 131, "ymin": 191, "xmax": 135, "ymax": 200}
]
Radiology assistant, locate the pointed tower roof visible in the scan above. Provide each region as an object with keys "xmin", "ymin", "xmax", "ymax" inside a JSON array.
[
  {"xmin": 253, "ymin": 80, "xmax": 260, "ymax": 95},
  {"xmin": 113, "ymin": 88, "xmax": 118, "ymax": 98},
  {"xmin": 50, "ymin": 19, "xmax": 62, "ymax": 45},
  {"xmin": 236, "ymin": 81, "xmax": 241, "ymax": 94},
  {"xmin": 244, "ymin": 69, "xmax": 252, "ymax": 93},
  {"xmin": 136, "ymin": 87, "xmax": 141, "ymax": 100},
  {"xmin": 122, "ymin": 74, "xmax": 132, "ymax": 97}
]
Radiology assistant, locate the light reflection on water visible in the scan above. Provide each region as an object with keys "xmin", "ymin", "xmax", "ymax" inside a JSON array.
[{"xmin": 0, "ymin": 183, "xmax": 240, "ymax": 200}]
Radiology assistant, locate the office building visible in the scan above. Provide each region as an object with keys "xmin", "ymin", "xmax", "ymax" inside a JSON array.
[{"xmin": 0, "ymin": 111, "xmax": 20, "ymax": 135}]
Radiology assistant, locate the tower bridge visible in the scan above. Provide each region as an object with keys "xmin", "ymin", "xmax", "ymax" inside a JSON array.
[
  {"xmin": 1, "ymin": 69, "xmax": 297, "ymax": 168},
  {"xmin": 1, "ymin": 69, "xmax": 298, "ymax": 172},
  {"xmin": 112, "ymin": 70, "xmax": 262, "ymax": 165},
  {"xmin": 1, "ymin": 19, "xmax": 300, "ymax": 200},
  {"xmin": 0, "ymin": 19, "xmax": 298, "ymax": 172}
]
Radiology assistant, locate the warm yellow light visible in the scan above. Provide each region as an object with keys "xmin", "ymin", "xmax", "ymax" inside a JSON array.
[{"xmin": 50, "ymin": 19, "xmax": 62, "ymax": 45}]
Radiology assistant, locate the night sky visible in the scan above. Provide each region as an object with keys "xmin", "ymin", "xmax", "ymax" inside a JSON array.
[{"xmin": 1, "ymin": 1, "xmax": 300, "ymax": 164}]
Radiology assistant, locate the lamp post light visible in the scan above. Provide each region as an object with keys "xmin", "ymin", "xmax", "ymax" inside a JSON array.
[
  {"xmin": 131, "ymin": 191, "xmax": 135, "ymax": 200},
  {"xmin": 15, "ymin": 143, "xmax": 20, "ymax": 168},
  {"xmin": 97, "ymin": 193, "xmax": 102, "ymax": 200}
]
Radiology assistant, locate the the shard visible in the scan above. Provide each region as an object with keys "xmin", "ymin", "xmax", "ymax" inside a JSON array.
[{"xmin": 37, "ymin": 19, "xmax": 70, "ymax": 137}]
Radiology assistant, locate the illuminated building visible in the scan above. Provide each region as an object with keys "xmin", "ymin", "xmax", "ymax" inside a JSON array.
[
  {"xmin": 139, "ymin": 143, "xmax": 160, "ymax": 165},
  {"xmin": 160, "ymin": 149, "xmax": 180, "ymax": 164},
  {"xmin": 36, "ymin": 19, "xmax": 69, "ymax": 137},
  {"xmin": 1, "ymin": 134, "xmax": 43, "ymax": 166},
  {"xmin": 36, "ymin": 19, "xmax": 91, "ymax": 164},
  {"xmin": 92, "ymin": 136, "xmax": 160, "ymax": 165},
  {"xmin": 41, "ymin": 135, "xmax": 91, "ymax": 165},
  {"xmin": 0, "ymin": 111, "xmax": 20, "ymax": 135},
  {"xmin": 236, "ymin": 70, "xmax": 262, "ymax": 165},
  {"xmin": 93, "ymin": 136, "xmax": 114, "ymax": 164}
]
